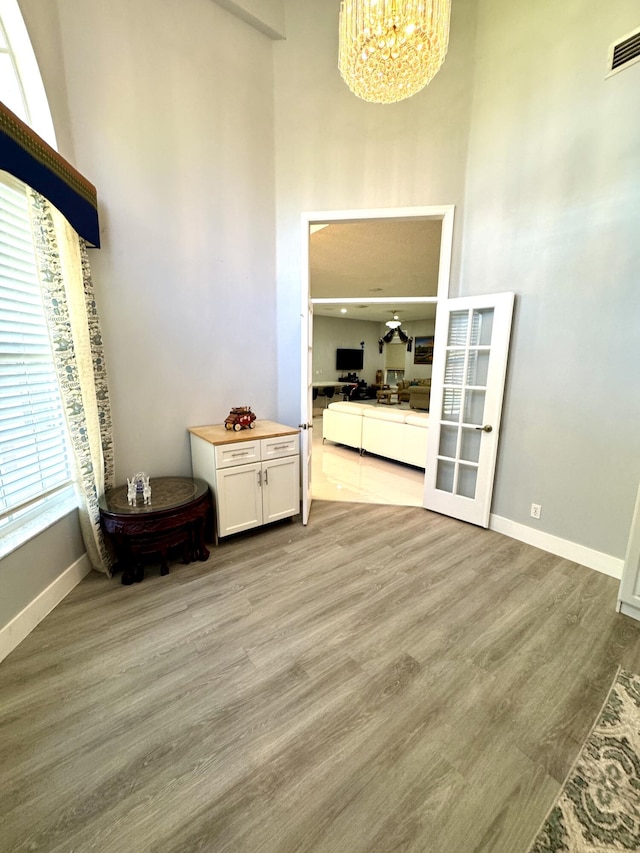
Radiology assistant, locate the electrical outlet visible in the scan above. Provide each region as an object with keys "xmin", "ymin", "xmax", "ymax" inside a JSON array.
[{"xmin": 530, "ymin": 503, "xmax": 542, "ymax": 520}]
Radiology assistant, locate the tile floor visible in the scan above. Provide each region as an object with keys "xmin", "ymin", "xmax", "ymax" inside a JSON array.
[{"xmin": 311, "ymin": 409, "xmax": 425, "ymax": 507}]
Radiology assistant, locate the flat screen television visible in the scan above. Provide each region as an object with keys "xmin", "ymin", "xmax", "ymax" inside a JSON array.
[{"xmin": 336, "ymin": 348, "xmax": 364, "ymax": 371}]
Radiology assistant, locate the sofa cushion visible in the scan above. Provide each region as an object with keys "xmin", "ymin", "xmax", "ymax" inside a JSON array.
[
  {"xmin": 327, "ymin": 401, "xmax": 370, "ymax": 414},
  {"xmin": 405, "ymin": 413, "xmax": 429, "ymax": 428},
  {"xmin": 362, "ymin": 407, "xmax": 406, "ymax": 423}
]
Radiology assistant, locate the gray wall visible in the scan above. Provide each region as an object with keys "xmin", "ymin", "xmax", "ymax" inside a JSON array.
[
  {"xmin": 458, "ymin": 0, "xmax": 640, "ymax": 555},
  {"xmin": 274, "ymin": 0, "xmax": 477, "ymax": 418},
  {"xmin": 20, "ymin": 0, "xmax": 279, "ymax": 482},
  {"xmin": 0, "ymin": 512, "xmax": 84, "ymax": 629},
  {"xmin": 3, "ymin": 0, "xmax": 281, "ymax": 631},
  {"xmin": 4, "ymin": 0, "xmax": 640, "ymax": 635},
  {"xmin": 274, "ymin": 0, "xmax": 640, "ymax": 560}
]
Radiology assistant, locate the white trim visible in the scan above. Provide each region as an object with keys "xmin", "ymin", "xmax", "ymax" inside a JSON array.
[
  {"xmin": 0, "ymin": 553, "xmax": 92, "ymax": 663},
  {"xmin": 618, "ymin": 601, "xmax": 640, "ymax": 621},
  {"xmin": 606, "ymin": 25, "xmax": 640, "ymax": 79},
  {"xmin": 489, "ymin": 513, "xmax": 624, "ymax": 580},
  {"xmin": 0, "ymin": 485, "xmax": 77, "ymax": 561},
  {"xmin": 311, "ymin": 296, "xmax": 439, "ymax": 305}
]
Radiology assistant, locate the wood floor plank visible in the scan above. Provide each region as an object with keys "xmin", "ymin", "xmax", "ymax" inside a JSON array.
[{"xmin": 2, "ymin": 501, "xmax": 640, "ymax": 852}]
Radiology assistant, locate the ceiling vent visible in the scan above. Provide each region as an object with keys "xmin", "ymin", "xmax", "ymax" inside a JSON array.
[{"xmin": 607, "ymin": 26, "xmax": 640, "ymax": 77}]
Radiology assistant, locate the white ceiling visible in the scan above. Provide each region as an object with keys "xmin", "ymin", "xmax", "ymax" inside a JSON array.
[
  {"xmin": 313, "ymin": 301, "xmax": 437, "ymax": 323},
  {"xmin": 310, "ymin": 219, "xmax": 441, "ymax": 323}
]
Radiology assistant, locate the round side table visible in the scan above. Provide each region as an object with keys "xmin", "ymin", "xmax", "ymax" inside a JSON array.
[{"xmin": 99, "ymin": 477, "xmax": 211, "ymax": 584}]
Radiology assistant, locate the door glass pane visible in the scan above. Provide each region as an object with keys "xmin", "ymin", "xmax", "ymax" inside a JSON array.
[
  {"xmin": 442, "ymin": 388, "xmax": 461, "ymax": 422},
  {"xmin": 448, "ymin": 311, "xmax": 469, "ymax": 346},
  {"xmin": 439, "ymin": 425, "xmax": 458, "ymax": 458},
  {"xmin": 470, "ymin": 308, "xmax": 494, "ymax": 346},
  {"xmin": 444, "ymin": 350, "xmax": 465, "ymax": 385},
  {"xmin": 460, "ymin": 428, "xmax": 481, "ymax": 463},
  {"xmin": 463, "ymin": 390, "xmax": 485, "ymax": 425},
  {"xmin": 457, "ymin": 464, "xmax": 478, "ymax": 499},
  {"xmin": 436, "ymin": 460, "xmax": 455, "ymax": 493},
  {"xmin": 466, "ymin": 350, "xmax": 489, "ymax": 386}
]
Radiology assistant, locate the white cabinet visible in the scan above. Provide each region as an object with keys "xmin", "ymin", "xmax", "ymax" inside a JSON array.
[{"xmin": 189, "ymin": 422, "xmax": 300, "ymax": 541}]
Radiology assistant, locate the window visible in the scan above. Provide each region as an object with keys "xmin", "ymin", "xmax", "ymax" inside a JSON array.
[
  {"xmin": 0, "ymin": 0, "xmax": 57, "ymax": 145},
  {"xmin": 0, "ymin": 1, "xmax": 73, "ymax": 548},
  {"xmin": 0, "ymin": 174, "xmax": 73, "ymax": 536},
  {"xmin": 384, "ymin": 342, "xmax": 406, "ymax": 386}
]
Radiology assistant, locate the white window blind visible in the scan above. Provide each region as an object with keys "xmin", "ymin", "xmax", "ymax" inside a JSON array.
[
  {"xmin": 0, "ymin": 174, "xmax": 72, "ymax": 532},
  {"xmin": 385, "ymin": 342, "xmax": 406, "ymax": 370}
]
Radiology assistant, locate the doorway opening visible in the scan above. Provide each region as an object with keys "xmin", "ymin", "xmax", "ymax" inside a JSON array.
[{"xmin": 300, "ymin": 206, "xmax": 455, "ymax": 520}]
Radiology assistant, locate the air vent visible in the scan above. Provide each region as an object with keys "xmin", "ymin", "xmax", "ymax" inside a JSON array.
[{"xmin": 607, "ymin": 26, "xmax": 640, "ymax": 77}]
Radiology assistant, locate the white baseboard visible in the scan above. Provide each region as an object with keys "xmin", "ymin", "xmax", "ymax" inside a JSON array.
[
  {"xmin": 489, "ymin": 515, "xmax": 624, "ymax": 580},
  {"xmin": 618, "ymin": 600, "xmax": 640, "ymax": 621},
  {"xmin": 0, "ymin": 554, "xmax": 92, "ymax": 663}
]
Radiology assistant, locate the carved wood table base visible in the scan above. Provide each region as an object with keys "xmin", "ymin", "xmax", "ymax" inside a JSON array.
[{"xmin": 99, "ymin": 477, "xmax": 211, "ymax": 584}]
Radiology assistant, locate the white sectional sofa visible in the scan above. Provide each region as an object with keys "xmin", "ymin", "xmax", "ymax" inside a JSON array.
[{"xmin": 322, "ymin": 401, "xmax": 429, "ymax": 468}]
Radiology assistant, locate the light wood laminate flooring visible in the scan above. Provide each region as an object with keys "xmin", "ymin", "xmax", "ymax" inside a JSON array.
[{"xmin": 2, "ymin": 501, "xmax": 640, "ymax": 852}]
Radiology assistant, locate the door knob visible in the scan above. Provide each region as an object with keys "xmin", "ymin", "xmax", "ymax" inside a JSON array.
[{"xmin": 475, "ymin": 424, "xmax": 493, "ymax": 432}]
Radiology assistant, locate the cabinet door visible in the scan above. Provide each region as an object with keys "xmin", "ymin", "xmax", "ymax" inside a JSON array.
[
  {"xmin": 262, "ymin": 456, "xmax": 300, "ymax": 524},
  {"xmin": 216, "ymin": 462, "xmax": 262, "ymax": 537}
]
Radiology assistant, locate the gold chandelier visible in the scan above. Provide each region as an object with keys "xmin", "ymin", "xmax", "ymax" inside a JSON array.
[{"xmin": 338, "ymin": 0, "xmax": 452, "ymax": 104}]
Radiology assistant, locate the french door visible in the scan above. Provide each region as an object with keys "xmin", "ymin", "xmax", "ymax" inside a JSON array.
[{"xmin": 423, "ymin": 293, "xmax": 514, "ymax": 527}]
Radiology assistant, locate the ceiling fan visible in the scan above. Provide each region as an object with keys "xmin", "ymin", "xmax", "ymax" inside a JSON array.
[{"xmin": 379, "ymin": 311, "xmax": 413, "ymax": 353}]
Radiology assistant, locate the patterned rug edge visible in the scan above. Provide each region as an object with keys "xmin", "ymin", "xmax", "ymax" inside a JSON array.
[{"xmin": 527, "ymin": 665, "xmax": 640, "ymax": 852}]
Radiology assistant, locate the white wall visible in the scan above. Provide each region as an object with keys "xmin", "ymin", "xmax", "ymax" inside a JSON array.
[
  {"xmin": 274, "ymin": 0, "xmax": 640, "ymax": 560},
  {"xmin": 20, "ymin": 0, "xmax": 279, "ymax": 482}
]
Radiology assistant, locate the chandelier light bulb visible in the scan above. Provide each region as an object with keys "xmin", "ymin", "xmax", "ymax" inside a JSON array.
[{"xmin": 339, "ymin": 0, "xmax": 452, "ymax": 104}]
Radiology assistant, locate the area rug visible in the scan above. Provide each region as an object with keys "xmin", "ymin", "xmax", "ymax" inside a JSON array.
[{"xmin": 528, "ymin": 668, "xmax": 640, "ymax": 852}]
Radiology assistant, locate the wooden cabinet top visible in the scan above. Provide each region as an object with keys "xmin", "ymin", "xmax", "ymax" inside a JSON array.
[{"xmin": 188, "ymin": 420, "xmax": 299, "ymax": 446}]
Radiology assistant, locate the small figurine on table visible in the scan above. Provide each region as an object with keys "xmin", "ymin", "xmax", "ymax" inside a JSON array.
[{"xmin": 127, "ymin": 472, "xmax": 151, "ymax": 505}]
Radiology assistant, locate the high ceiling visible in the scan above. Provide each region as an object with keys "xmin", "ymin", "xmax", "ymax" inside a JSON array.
[{"xmin": 310, "ymin": 218, "xmax": 441, "ymax": 323}]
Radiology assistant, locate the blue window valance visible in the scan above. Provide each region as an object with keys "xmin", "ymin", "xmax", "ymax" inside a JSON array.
[{"xmin": 0, "ymin": 100, "xmax": 100, "ymax": 247}]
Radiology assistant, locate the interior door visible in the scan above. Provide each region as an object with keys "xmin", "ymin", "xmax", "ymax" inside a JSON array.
[
  {"xmin": 300, "ymin": 296, "xmax": 313, "ymax": 524},
  {"xmin": 423, "ymin": 293, "xmax": 514, "ymax": 527}
]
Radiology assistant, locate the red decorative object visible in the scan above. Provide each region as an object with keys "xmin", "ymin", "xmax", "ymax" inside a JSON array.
[{"xmin": 224, "ymin": 406, "xmax": 257, "ymax": 431}]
